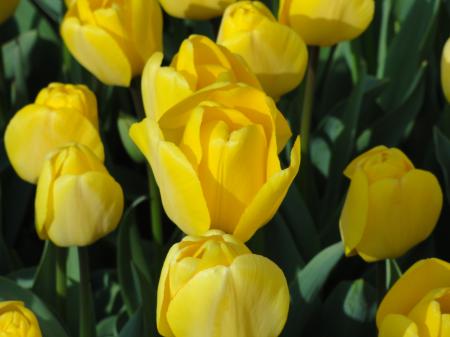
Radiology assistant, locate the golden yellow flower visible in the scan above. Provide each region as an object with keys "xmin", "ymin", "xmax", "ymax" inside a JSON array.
[
  {"xmin": 340, "ymin": 146, "xmax": 443, "ymax": 262},
  {"xmin": 442, "ymin": 38, "xmax": 450, "ymax": 103},
  {"xmin": 157, "ymin": 230, "xmax": 290, "ymax": 337},
  {"xmin": 159, "ymin": 0, "xmax": 236, "ymax": 20},
  {"xmin": 130, "ymin": 83, "xmax": 300, "ymax": 242},
  {"xmin": 61, "ymin": 0, "xmax": 163, "ymax": 86},
  {"xmin": 218, "ymin": 1, "xmax": 308, "ymax": 99},
  {"xmin": 0, "ymin": 301, "xmax": 42, "ymax": 337},
  {"xmin": 278, "ymin": 0, "xmax": 375, "ymax": 46},
  {"xmin": 0, "ymin": 0, "xmax": 19, "ymax": 24},
  {"xmin": 377, "ymin": 258, "xmax": 450, "ymax": 337},
  {"xmin": 141, "ymin": 34, "xmax": 260, "ymax": 121},
  {"xmin": 35, "ymin": 144, "xmax": 124, "ymax": 247},
  {"xmin": 4, "ymin": 83, "xmax": 103, "ymax": 183}
]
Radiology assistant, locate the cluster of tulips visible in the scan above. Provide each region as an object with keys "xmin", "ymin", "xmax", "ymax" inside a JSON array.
[{"xmin": 1, "ymin": 0, "xmax": 450, "ymax": 336}]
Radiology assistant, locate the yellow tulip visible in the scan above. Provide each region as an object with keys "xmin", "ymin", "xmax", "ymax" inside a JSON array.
[
  {"xmin": 159, "ymin": 0, "xmax": 236, "ymax": 20},
  {"xmin": 442, "ymin": 38, "xmax": 450, "ymax": 103},
  {"xmin": 4, "ymin": 82, "xmax": 103, "ymax": 184},
  {"xmin": 377, "ymin": 258, "xmax": 450, "ymax": 337},
  {"xmin": 340, "ymin": 146, "xmax": 443, "ymax": 262},
  {"xmin": 61, "ymin": 0, "xmax": 163, "ymax": 87},
  {"xmin": 278, "ymin": 0, "xmax": 375, "ymax": 46},
  {"xmin": 130, "ymin": 83, "xmax": 300, "ymax": 242},
  {"xmin": 0, "ymin": 0, "xmax": 19, "ymax": 24},
  {"xmin": 157, "ymin": 230, "xmax": 290, "ymax": 337},
  {"xmin": 0, "ymin": 301, "xmax": 42, "ymax": 337},
  {"xmin": 35, "ymin": 144, "xmax": 124, "ymax": 247},
  {"xmin": 141, "ymin": 34, "xmax": 261, "ymax": 120},
  {"xmin": 217, "ymin": 1, "xmax": 308, "ymax": 99}
]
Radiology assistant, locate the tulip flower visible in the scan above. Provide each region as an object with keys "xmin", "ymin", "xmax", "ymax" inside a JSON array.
[
  {"xmin": 157, "ymin": 230, "xmax": 290, "ymax": 337},
  {"xmin": 159, "ymin": 0, "xmax": 236, "ymax": 20},
  {"xmin": 218, "ymin": 1, "xmax": 308, "ymax": 99},
  {"xmin": 278, "ymin": 0, "xmax": 375, "ymax": 46},
  {"xmin": 377, "ymin": 258, "xmax": 450, "ymax": 337},
  {"xmin": 4, "ymin": 83, "xmax": 103, "ymax": 183},
  {"xmin": 0, "ymin": 301, "xmax": 42, "ymax": 337},
  {"xmin": 0, "ymin": 0, "xmax": 19, "ymax": 24},
  {"xmin": 61, "ymin": 0, "xmax": 163, "ymax": 86},
  {"xmin": 35, "ymin": 144, "xmax": 124, "ymax": 247},
  {"xmin": 130, "ymin": 82, "xmax": 300, "ymax": 242},
  {"xmin": 141, "ymin": 34, "xmax": 261, "ymax": 120},
  {"xmin": 442, "ymin": 38, "xmax": 450, "ymax": 103},
  {"xmin": 340, "ymin": 146, "xmax": 443, "ymax": 262}
]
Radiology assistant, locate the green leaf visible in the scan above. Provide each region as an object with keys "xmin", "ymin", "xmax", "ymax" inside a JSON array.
[
  {"xmin": 434, "ymin": 127, "xmax": 450, "ymax": 199},
  {"xmin": 32, "ymin": 241, "xmax": 57, "ymax": 309},
  {"xmin": 284, "ymin": 242, "xmax": 344, "ymax": 335},
  {"xmin": 0, "ymin": 276, "xmax": 70, "ymax": 337},
  {"xmin": 117, "ymin": 113, "xmax": 145, "ymax": 163},
  {"xmin": 119, "ymin": 307, "xmax": 143, "ymax": 337}
]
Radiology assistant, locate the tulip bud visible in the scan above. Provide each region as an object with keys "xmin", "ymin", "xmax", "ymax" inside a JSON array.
[
  {"xmin": 159, "ymin": 0, "xmax": 236, "ymax": 20},
  {"xmin": 61, "ymin": 0, "xmax": 163, "ymax": 86},
  {"xmin": 442, "ymin": 38, "xmax": 450, "ymax": 103},
  {"xmin": 0, "ymin": 0, "xmax": 19, "ymax": 24},
  {"xmin": 157, "ymin": 230, "xmax": 290, "ymax": 337},
  {"xmin": 278, "ymin": 0, "xmax": 375, "ymax": 46},
  {"xmin": 35, "ymin": 144, "xmax": 124, "ymax": 247},
  {"xmin": 377, "ymin": 258, "xmax": 450, "ymax": 337},
  {"xmin": 4, "ymin": 83, "xmax": 104, "ymax": 183},
  {"xmin": 130, "ymin": 83, "xmax": 300, "ymax": 242},
  {"xmin": 141, "ymin": 34, "xmax": 261, "ymax": 120},
  {"xmin": 0, "ymin": 301, "xmax": 42, "ymax": 337},
  {"xmin": 340, "ymin": 146, "xmax": 443, "ymax": 262},
  {"xmin": 218, "ymin": 1, "xmax": 308, "ymax": 99}
]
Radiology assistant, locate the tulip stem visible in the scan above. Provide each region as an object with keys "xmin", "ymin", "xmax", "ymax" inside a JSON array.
[
  {"xmin": 300, "ymin": 47, "xmax": 319, "ymax": 156},
  {"xmin": 78, "ymin": 247, "xmax": 96, "ymax": 337},
  {"xmin": 55, "ymin": 246, "xmax": 67, "ymax": 317},
  {"xmin": 148, "ymin": 167, "xmax": 163, "ymax": 245}
]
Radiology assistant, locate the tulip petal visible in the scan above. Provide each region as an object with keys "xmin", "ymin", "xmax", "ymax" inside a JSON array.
[
  {"xmin": 35, "ymin": 158, "xmax": 57, "ymax": 240},
  {"xmin": 377, "ymin": 259, "xmax": 450, "ymax": 328},
  {"xmin": 229, "ymin": 254, "xmax": 290, "ymax": 337},
  {"xmin": 199, "ymin": 122, "xmax": 268, "ymax": 234},
  {"xmin": 441, "ymin": 38, "xmax": 450, "ymax": 103},
  {"xmin": 141, "ymin": 52, "xmax": 193, "ymax": 120},
  {"xmin": 47, "ymin": 172, "xmax": 123, "ymax": 247},
  {"xmin": 234, "ymin": 137, "xmax": 300, "ymax": 242},
  {"xmin": 355, "ymin": 170, "xmax": 442, "ymax": 262},
  {"xmin": 166, "ymin": 254, "xmax": 289, "ymax": 337},
  {"xmin": 440, "ymin": 314, "xmax": 450, "ymax": 337},
  {"xmin": 281, "ymin": 0, "xmax": 375, "ymax": 46},
  {"xmin": 61, "ymin": 17, "xmax": 132, "ymax": 86},
  {"xmin": 379, "ymin": 314, "xmax": 419, "ymax": 337},
  {"xmin": 129, "ymin": 118, "xmax": 210, "ymax": 235},
  {"xmin": 4, "ymin": 105, "xmax": 104, "ymax": 183},
  {"xmin": 159, "ymin": 0, "xmax": 236, "ymax": 20},
  {"xmin": 343, "ymin": 145, "xmax": 387, "ymax": 178},
  {"xmin": 408, "ymin": 296, "xmax": 441, "ymax": 337},
  {"xmin": 339, "ymin": 167, "xmax": 369, "ymax": 256}
]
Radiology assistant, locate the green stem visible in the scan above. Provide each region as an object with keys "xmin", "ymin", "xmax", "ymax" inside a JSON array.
[
  {"xmin": 148, "ymin": 167, "xmax": 163, "ymax": 245},
  {"xmin": 376, "ymin": 261, "xmax": 386, "ymax": 304},
  {"xmin": 78, "ymin": 247, "xmax": 96, "ymax": 337},
  {"xmin": 300, "ymin": 47, "xmax": 319, "ymax": 156},
  {"xmin": 130, "ymin": 78, "xmax": 164, "ymax": 244},
  {"xmin": 377, "ymin": 0, "xmax": 392, "ymax": 78},
  {"xmin": 55, "ymin": 247, "xmax": 67, "ymax": 317}
]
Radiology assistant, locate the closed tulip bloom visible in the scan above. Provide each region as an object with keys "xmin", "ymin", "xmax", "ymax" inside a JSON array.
[
  {"xmin": 442, "ymin": 38, "xmax": 450, "ymax": 103},
  {"xmin": 159, "ymin": 0, "xmax": 236, "ymax": 20},
  {"xmin": 278, "ymin": 0, "xmax": 375, "ymax": 46},
  {"xmin": 130, "ymin": 83, "xmax": 300, "ymax": 242},
  {"xmin": 141, "ymin": 35, "xmax": 260, "ymax": 120},
  {"xmin": 61, "ymin": 0, "xmax": 163, "ymax": 87},
  {"xmin": 35, "ymin": 144, "xmax": 124, "ymax": 247},
  {"xmin": 340, "ymin": 146, "xmax": 443, "ymax": 262},
  {"xmin": 218, "ymin": 1, "xmax": 308, "ymax": 99},
  {"xmin": 377, "ymin": 258, "xmax": 450, "ymax": 337},
  {"xmin": 0, "ymin": 0, "xmax": 19, "ymax": 24},
  {"xmin": 4, "ymin": 83, "xmax": 103, "ymax": 183},
  {"xmin": 157, "ymin": 230, "xmax": 290, "ymax": 337},
  {"xmin": 0, "ymin": 301, "xmax": 42, "ymax": 337}
]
